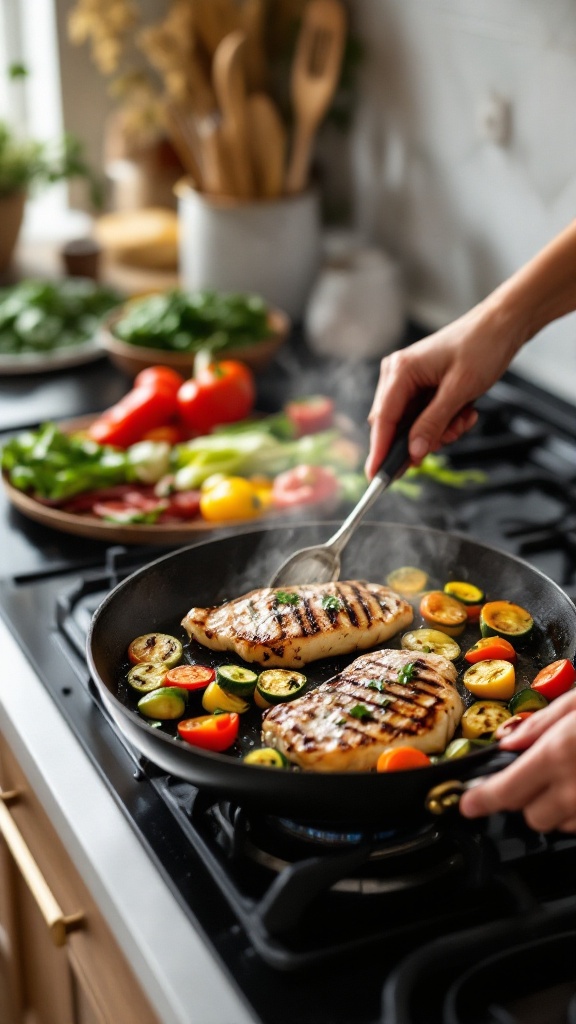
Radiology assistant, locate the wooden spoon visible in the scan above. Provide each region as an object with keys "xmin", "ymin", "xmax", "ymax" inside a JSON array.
[
  {"xmin": 212, "ymin": 30, "xmax": 255, "ymax": 199},
  {"xmin": 285, "ymin": 0, "xmax": 347, "ymax": 194},
  {"xmin": 246, "ymin": 93, "xmax": 287, "ymax": 198}
]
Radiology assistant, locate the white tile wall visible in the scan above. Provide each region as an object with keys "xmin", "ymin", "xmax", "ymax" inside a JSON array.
[{"xmin": 347, "ymin": 0, "xmax": 576, "ymax": 401}]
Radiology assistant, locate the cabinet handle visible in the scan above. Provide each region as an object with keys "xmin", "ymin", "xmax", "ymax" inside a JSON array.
[{"xmin": 0, "ymin": 788, "xmax": 84, "ymax": 947}]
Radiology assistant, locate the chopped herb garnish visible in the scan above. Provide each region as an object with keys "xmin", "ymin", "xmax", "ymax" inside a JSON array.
[
  {"xmin": 276, "ymin": 591, "xmax": 300, "ymax": 606},
  {"xmin": 365, "ymin": 678, "xmax": 387, "ymax": 692},
  {"xmin": 336, "ymin": 717, "xmax": 347, "ymax": 727},
  {"xmin": 321, "ymin": 594, "xmax": 343, "ymax": 612},
  {"xmin": 349, "ymin": 704, "xmax": 374, "ymax": 721},
  {"xmin": 397, "ymin": 662, "xmax": 416, "ymax": 686}
]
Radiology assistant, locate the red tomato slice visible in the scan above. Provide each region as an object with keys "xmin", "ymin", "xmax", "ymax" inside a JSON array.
[
  {"xmin": 161, "ymin": 490, "xmax": 202, "ymax": 520},
  {"xmin": 531, "ymin": 659, "xmax": 576, "ymax": 701},
  {"xmin": 284, "ymin": 395, "xmax": 335, "ymax": 437},
  {"xmin": 272, "ymin": 464, "xmax": 340, "ymax": 509},
  {"xmin": 177, "ymin": 713, "xmax": 240, "ymax": 751},
  {"xmin": 164, "ymin": 664, "xmax": 215, "ymax": 690},
  {"xmin": 464, "ymin": 637, "xmax": 517, "ymax": 664}
]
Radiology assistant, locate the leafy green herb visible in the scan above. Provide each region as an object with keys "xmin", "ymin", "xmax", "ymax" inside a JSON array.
[
  {"xmin": 276, "ymin": 591, "xmax": 300, "ymax": 606},
  {"xmin": 349, "ymin": 704, "xmax": 374, "ymax": 721},
  {"xmin": 113, "ymin": 289, "xmax": 270, "ymax": 355},
  {"xmin": 397, "ymin": 663, "xmax": 416, "ymax": 686},
  {"xmin": 321, "ymin": 594, "xmax": 343, "ymax": 612},
  {"xmin": 365, "ymin": 678, "xmax": 387, "ymax": 692},
  {"xmin": 0, "ymin": 279, "xmax": 119, "ymax": 356}
]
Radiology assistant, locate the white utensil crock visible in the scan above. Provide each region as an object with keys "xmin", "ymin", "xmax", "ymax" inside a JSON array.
[{"xmin": 177, "ymin": 183, "xmax": 321, "ymax": 321}]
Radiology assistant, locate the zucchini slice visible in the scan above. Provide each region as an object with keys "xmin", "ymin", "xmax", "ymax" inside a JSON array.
[
  {"xmin": 443, "ymin": 580, "xmax": 485, "ymax": 605},
  {"xmin": 127, "ymin": 661, "xmax": 167, "ymax": 693},
  {"xmin": 480, "ymin": 601, "xmax": 534, "ymax": 645},
  {"xmin": 401, "ymin": 628, "xmax": 461, "ymax": 661},
  {"xmin": 127, "ymin": 632, "xmax": 183, "ymax": 667},
  {"xmin": 216, "ymin": 664, "xmax": 258, "ymax": 696},
  {"xmin": 461, "ymin": 700, "xmax": 511, "ymax": 741},
  {"xmin": 509, "ymin": 688, "xmax": 548, "ymax": 714},
  {"xmin": 243, "ymin": 747, "xmax": 288, "ymax": 768},
  {"xmin": 256, "ymin": 669, "xmax": 307, "ymax": 707}
]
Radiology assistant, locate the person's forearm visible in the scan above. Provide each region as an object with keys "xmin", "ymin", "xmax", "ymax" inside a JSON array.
[{"xmin": 485, "ymin": 218, "xmax": 576, "ymax": 347}]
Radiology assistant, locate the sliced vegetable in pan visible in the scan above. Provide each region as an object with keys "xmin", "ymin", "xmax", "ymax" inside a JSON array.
[
  {"xmin": 509, "ymin": 688, "xmax": 548, "ymax": 714},
  {"xmin": 464, "ymin": 636, "xmax": 516, "ymax": 664},
  {"xmin": 530, "ymin": 658, "xmax": 576, "ymax": 701},
  {"xmin": 243, "ymin": 747, "xmax": 288, "ymax": 767},
  {"xmin": 127, "ymin": 661, "xmax": 168, "ymax": 693},
  {"xmin": 137, "ymin": 686, "xmax": 187, "ymax": 720},
  {"xmin": 255, "ymin": 669, "xmax": 307, "ymax": 708},
  {"xmin": 202, "ymin": 680, "xmax": 250, "ymax": 714},
  {"xmin": 376, "ymin": 746, "xmax": 432, "ymax": 772},
  {"xmin": 462, "ymin": 660, "xmax": 516, "ymax": 701},
  {"xmin": 401, "ymin": 628, "xmax": 461, "ymax": 661},
  {"xmin": 461, "ymin": 700, "xmax": 511, "ymax": 741},
  {"xmin": 216, "ymin": 664, "xmax": 258, "ymax": 697},
  {"xmin": 419, "ymin": 591, "xmax": 467, "ymax": 637},
  {"xmin": 127, "ymin": 632, "xmax": 183, "ymax": 667},
  {"xmin": 177, "ymin": 713, "xmax": 240, "ymax": 752},
  {"xmin": 443, "ymin": 580, "xmax": 485, "ymax": 606},
  {"xmin": 164, "ymin": 664, "xmax": 215, "ymax": 690},
  {"xmin": 480, "ymin": 601, "xmax": 534, "ymax": 645},
  {"xmin": 386, "ymin": 566, "xmax": 429, "ymax": 596}
]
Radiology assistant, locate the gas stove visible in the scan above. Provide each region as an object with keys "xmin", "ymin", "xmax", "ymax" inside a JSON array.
[{"xmin": 1, "ymin": 356, "xmax": 575, "ymax": 1024}]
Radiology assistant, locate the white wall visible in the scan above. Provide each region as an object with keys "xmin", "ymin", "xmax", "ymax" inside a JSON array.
[{"xmin": 347, "ymin": 0, "xmax": 576, "ymax": 400}]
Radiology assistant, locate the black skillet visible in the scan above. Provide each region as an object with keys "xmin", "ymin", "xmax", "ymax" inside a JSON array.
[{"xmin": 87, "ymin": 521, "xmax": 576, "ymax": 826}]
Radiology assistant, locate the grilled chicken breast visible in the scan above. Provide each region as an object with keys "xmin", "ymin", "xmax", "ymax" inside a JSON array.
[
  {"xmin": 262, "ymin": 649, "xmax": 463, "ymax": 771},
  {"xmin": 181, "ymin": 581, "xmax": 413, "ymax": 668}
]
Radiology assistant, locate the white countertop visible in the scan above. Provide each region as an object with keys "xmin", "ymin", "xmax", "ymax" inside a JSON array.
[{"xmin": 0, "ymin": 614, "xmax": 258, "ymax": 1024}]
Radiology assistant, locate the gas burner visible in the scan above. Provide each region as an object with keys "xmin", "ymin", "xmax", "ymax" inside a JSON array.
[{"xmin": 271, "ymin": 815, "xmax": 438, "ymax": 853}]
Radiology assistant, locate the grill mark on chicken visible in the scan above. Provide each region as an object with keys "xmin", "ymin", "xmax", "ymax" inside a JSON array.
[
  {"xmin": 182, "ymin": 581, "xmax": 414, "ymax": 668},
  {"xmin": 262, "ymin": 649, "xmax": 463, "ymax": 770}
]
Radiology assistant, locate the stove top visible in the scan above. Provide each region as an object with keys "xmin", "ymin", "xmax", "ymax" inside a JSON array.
[{"xmin": 1, "ymin": 362, "xmax": 576, "ymax": 1024}]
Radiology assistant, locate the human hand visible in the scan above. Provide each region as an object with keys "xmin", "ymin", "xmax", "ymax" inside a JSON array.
[
  {"xmin": 459, "ymin": 688, "xmax": 576, "ymax": 833},
  {"xmin": 365, "ymin": 302, "xmax": 521, "ymax": 479}
]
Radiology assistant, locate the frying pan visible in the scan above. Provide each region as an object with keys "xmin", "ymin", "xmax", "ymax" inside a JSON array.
[{"xmin": 87, "ymin": 521, "xmax": 576, "ymax": 826}]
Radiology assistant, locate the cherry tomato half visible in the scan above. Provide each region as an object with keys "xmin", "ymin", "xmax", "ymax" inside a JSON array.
[
  {"xmin": 271, "ymin": 464, "xmax": 340, "ymax": 509},
  {"xmin": 164, "ymin": 664, "xmax": 215, "ymax": 690},
  {"xmin": 177, "ymin": 713, "xmax": 240, "ymax": 752},
  {"xmin": 531, "ymin": 659, "xmax": 576, "ymax": 701},
  {"xmin": 284, "ymin": 395, "xmax": 334, "ymax": 437}
]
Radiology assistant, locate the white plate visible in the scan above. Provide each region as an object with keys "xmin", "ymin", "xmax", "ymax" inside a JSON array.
[{"xmin": 0, "ymin": 337, "xmax": 105, "ymax": 376}]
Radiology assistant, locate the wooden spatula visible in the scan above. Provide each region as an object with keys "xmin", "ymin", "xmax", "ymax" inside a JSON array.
[
  {"xmin": 212, "ymin": 30, "xmax": 255, "ymax": 199},
  {"xmin": 285, "ymin": 0, "xmax": 346, "ymax": 194},
  {"xmin": 246, "ymin": 93, "xmax": 287, "ymax": 198}
]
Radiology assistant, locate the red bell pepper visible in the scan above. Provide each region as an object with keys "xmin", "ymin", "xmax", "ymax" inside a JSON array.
[
  {"xmin": 177, "ymin": 712, "xmax": 240, "ymax": 751},
  {"xmin": 176, "ymin": 355, "xmax": 255, "ymax": 435}
]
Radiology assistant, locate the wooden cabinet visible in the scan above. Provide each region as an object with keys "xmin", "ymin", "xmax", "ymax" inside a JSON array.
[{"xmin": 0, "ymin": 733, "xmax": 161, "ymax": 1024}]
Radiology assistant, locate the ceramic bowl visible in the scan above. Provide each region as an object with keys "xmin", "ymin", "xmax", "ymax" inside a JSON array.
[{"xmin": 99, "ymin": 305, "xmax": 291, "ymax": 378}]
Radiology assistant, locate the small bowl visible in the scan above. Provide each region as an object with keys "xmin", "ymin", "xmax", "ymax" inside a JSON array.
[{"xmin": 99, "ymin": 305, "xmax": 291, "ymax": 378}]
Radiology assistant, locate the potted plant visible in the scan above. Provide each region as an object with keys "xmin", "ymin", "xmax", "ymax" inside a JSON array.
[{"xmin": 0, "ymin": 119, "xmax": 103, "ymax": 273}]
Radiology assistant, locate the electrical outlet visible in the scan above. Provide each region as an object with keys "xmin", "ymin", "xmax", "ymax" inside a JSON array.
[{"xmin": 477, "ymin": 93, "xmax": 512, "ymax": 146}]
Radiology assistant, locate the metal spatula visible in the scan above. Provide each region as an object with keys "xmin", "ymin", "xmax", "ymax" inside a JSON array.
[{"xmin": 269, "ymin": 415, "xmax": 416, "ymax": 587}]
